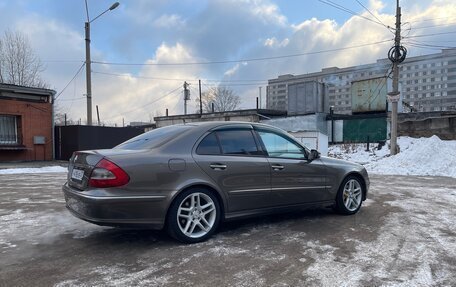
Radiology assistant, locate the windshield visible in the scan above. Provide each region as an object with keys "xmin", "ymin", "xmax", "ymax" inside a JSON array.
[{"xmin": 115, "ymin": 125, "xmax": 193, "ymax": 150}]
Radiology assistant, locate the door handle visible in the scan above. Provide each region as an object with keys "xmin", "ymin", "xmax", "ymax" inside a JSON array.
[
  {"xmin": 210, "ymin": 163, "xmax": 227, "ymax": 170},
  {"xmin": 271, "ymin": 164, "xmax": 284, "ymax": 171}
]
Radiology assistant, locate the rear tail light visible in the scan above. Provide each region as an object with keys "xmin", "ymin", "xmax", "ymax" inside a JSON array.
[{"xmin": 89, "ymin": 158, "xmax": 130, "ymax": 188}]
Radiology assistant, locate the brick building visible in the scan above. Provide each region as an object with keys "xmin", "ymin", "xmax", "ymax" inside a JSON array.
[{"xmin": 0, "ymin": 84, "xmax": 56, "ymax": 161}]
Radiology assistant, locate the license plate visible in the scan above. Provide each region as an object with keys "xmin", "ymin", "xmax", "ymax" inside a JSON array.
[{"xmin": 71, "ymin": 168, "xmax": 85, "ymax": 181}]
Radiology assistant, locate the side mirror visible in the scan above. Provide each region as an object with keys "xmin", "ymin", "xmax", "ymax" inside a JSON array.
[{"xmin": 308, "ymin": 149, "xmax": 320, "ymax": 161}]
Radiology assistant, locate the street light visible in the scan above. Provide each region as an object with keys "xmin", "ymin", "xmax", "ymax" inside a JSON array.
[{"xmin": 85, "ymin": 1, "xmax": 119, "ymax": 126}]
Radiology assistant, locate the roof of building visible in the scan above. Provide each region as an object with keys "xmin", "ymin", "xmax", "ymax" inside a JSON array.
[{"xmin": 0, "ymin": 83, "xmax": 56, "ymax": 103}]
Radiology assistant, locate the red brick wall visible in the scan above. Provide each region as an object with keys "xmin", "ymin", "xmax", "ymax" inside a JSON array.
[{"xmin": 0, "ymin": 98, "xmax": 53, "ymax": 161}]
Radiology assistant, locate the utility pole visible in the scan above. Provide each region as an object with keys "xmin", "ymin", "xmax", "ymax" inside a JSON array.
[
  {"xmin": 85, "ymin": 21, "xmax": 92, "ymax": 126},
  {"xmin": 388, "ymin": 0, "xmax": 405, "ymax": 155},
  {"xmin": 259, "ymin": 86, "xmax": 262, "ymax": 109},
  {"xmin": 199, "ymin": 80, "xmax": 202, "ymax": 115},
  {"xmin": 183, "ymin": 81, "xmax": 190, "ymax": 115}
]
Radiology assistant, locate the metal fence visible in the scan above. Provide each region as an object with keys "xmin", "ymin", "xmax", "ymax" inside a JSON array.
[{"xmin": 54, "ymin": 125, "xmax": 145, "ymax": 160}]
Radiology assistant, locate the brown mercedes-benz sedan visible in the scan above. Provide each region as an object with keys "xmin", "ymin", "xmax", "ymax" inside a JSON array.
[{"xmin": 63, "ymin": 121, "xmax": 369, "ymax": 243}]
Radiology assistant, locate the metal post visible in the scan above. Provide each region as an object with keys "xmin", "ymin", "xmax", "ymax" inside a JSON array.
[
  {"xmin": 96, "ymin": 105, "xmax": 100, "ymax": 126},
  {"xmin": 85, "ymin": 21, "xmax": 92, "ymax": 126},
  {"xmin": 211, "ymin": 102, "xmax": 214, "ymax": 113},
  {"xmin": 256, "ymin": 97, "xmax": 259, "ymax": 110},
  {"xmin": 330, "ymin": 106, "xmax": 334, "ymax": 144},
  {"xmin": 199, "ymin": 80, "xmax": 202, "ymax": 115},
  {"xmin": 259, "ymin": 87, "xmax": 262, "ymax": 109},
  {"xmin": 166, "ymin": 108, "xmax": 169, "ymax": 117},
  {"xmin": 64, "ymin": 113, "xmax": 67, "ymax": 126}
]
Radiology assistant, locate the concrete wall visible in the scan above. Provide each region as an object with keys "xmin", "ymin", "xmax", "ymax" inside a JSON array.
[
  {"xmin": 0, "ymin": 98, "xmax": 53, "ymax": 161},
  {"xmin": 398, "ymin": 113, "xmax": 456, "ymax": 140}
]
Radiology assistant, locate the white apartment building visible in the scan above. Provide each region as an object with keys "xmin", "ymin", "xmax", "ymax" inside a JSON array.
[{"xmin": 267, "ymin": 48, "xmax": 456, "ymax": 114}]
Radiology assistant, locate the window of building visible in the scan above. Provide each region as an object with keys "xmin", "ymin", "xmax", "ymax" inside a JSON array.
[{"xmin": 0, "ymin": 115, "xmax": 20, "ymax": 145}]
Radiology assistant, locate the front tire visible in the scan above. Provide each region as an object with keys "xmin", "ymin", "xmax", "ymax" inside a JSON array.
[
  {"xmin": 334, "ymin": 176, "xmax": 364, "ymax": 215},
  {"xmin": 167, "ymin": 188, "xmax": 220, "ymax": 243}
]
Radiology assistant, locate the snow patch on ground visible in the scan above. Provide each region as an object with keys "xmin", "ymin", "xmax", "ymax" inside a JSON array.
[
  {"xmin": 328, "ymin": 136, "xmax": 456, "ymax": 178},
  {"xmin": 0, "ymin": 166, "xmax": 67, "ymax": 174},
  {"xmin": 0, "ymin": 209, "xmax": 103, "ymax": 250}
]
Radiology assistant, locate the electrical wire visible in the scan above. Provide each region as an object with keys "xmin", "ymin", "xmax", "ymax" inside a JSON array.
[
  {"xmin": 102, "ymin": 85, "xmax": 183, "ymax": 121},
  {"xmin": 91, "ymin": 39, "xmax": 392, "ymax": 66},
  {"xmin": 354, "ymin": 0, "xmax": 392, "ymax": 31},
  {"xmin": 92, "ymin": 70, "xmax": 268, "ymax": 83},
  {"xmin": 404, "ymin": 30, "xmax": 456, "ymax": 39},
  {"xmin": 404, "ymin": 40, "xmax": 456, "ymax": 49},
  {"xmin": 318, "ymin": 0, "xmax": 393, "ymax": 31},
  {"xmin": 54, "ymin": 62, "xmax": 86, "ymax": 101},
  {"xmin": 364, "ymin": 66, "xmax": 393, "ymax": 106},
  {"xmin": 404, "ymin": 16, "xmax": 456, "ymax": 23},
  {"xmin": 410, "ymin": 22, "xmax": 456, "ymax": 30}
]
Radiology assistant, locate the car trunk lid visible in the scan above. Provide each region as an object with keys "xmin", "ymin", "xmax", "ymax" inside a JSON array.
[{"xmin": 68, "ymin": 151, "xmax": 103, "ymax": 190}]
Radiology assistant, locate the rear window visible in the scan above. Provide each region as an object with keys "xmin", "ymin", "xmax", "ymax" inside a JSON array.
[
  {"xmin": 115, "ymin": 125, "xmax": 192, "ymax": 150},
  {"xmin": 196, "ymin": 132, "xmax": 221, "ymax": 155}
]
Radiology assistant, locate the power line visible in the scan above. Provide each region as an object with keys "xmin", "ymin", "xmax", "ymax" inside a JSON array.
[
  {"xmin": 42, "ymin": 60, "xmax": 84, "ymax": 63},
  {"xmin": 354, "ymin": 0, "xmax": 392, "ymax": 31},
  {"xmin": 55, "ymin": 63, "xmax": 86, "ymax": 101},
  {"xmin": 58, "ymin": 97, "xmax": 86, "ymax": 102},
  {"xmin": 318, "ymin": 0, "xmax": 393, "ymax": 31},
  {"xmin": 103, "ymin": 85, "xmax": 183, "ymax": 120},
  {"xmin": 404, "ymin": 16, "xmax": 456, "ymax": 23},
  {"xmin": 404, "ymin": 30, "xmax": 456, "ymax": 39},
  {"xmin": 91, "ymin": 39, "xmax": 392, "ymax": 66},
  {"xmin": 92, "ymin": 70, "xmax": 268, "ymax": 83},
  {"xmin": 404, "ymin": 39, "xmax": 456, "ymax": 49},
  {"xmin": 410, "ymin": 22, "xmax": 456, "ymax": 30}
]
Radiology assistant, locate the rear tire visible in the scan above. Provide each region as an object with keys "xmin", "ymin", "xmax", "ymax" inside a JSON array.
[
  {"xmin": 167, "ymin": 188, "xmax": 221, "ymax": 243},
  {"xmin": 334, "ymin": 176, "xmax": 364, "ymax": 215}
]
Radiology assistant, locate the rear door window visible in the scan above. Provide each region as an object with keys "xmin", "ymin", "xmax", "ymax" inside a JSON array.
[{"xmin": 217, "ymin": 130, "xmax": 260, "ymax": 156}]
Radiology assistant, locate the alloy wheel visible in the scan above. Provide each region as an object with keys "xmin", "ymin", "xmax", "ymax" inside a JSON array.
[
  {"xmin": 177, "ymin": 192, "xmax": 217, "ymax": 238},
  {"xmin": 342, "ymin": 179, "xmax": 362, "ymax": 212}
]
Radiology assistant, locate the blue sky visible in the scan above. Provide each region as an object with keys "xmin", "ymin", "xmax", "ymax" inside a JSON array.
[{"xmin": 0, "ymin": 0, "xmax": 455, "ymax": 124}]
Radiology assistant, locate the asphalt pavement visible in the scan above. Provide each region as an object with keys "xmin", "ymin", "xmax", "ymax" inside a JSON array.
[{"xmin": 0, "ymin": 172, "xmax": 455, "ymax": 286}]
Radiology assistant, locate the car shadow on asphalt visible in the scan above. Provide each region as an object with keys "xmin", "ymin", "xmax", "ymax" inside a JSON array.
[
  {"xmin": 219, "ymin": 207, "xmax": 336, "ymax": 233},
  {"xmin": 74, "ymin": 207, "xmax": 337, "ymax": 246}
]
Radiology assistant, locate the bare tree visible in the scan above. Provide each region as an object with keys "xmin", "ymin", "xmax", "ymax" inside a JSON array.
[
  {"xmin": 197, "ymin": 86, "xmax": 241, "ymax": 113},
  {"xmin": 0, "ymin": 30, "xmax": 47, "ymax": 88}
]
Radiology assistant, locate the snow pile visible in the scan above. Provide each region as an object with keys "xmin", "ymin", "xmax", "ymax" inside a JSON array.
[
  {"xmin": 329, "ymin": 136, "xmax": 456, "ymax": 178},
  {"xmin": 0, "ymin": 166, "xmax": 67, "ymax": 174}
]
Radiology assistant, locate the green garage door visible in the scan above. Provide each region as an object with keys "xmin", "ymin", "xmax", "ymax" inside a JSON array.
[{"xmin": 343, "ymin": 118, "xmax": 387, "ymax": 142}]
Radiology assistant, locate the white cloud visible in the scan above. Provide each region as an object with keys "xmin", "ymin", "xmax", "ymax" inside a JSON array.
[
  {"xmin": 153, "ymin": 14, "xmax": 186, "ymax": 28},
  {"xmin": 264, "ymin": 37, "xmax": 289, "ymax": 48},
  {"xmin": 249, "ymin": 1, "xmax": 287, "ymax": 26}
]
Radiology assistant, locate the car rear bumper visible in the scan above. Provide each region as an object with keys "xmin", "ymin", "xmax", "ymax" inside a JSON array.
[{"xmin": 62, "ymin": 183, "xmax": 168, "ymax": 229}]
